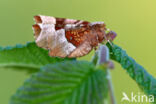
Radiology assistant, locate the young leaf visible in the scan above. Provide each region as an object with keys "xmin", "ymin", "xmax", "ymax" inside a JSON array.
[
  {"xmin": 107, "ymin": 43, "xmax": 156, "ymax": 102},
  {"xmin": 10, "ymin": 61, "xmax": 108, "ymax": 104},
  {"xmin": 0, "ymin": 42, "xmax": 73, "ymax": 70}
]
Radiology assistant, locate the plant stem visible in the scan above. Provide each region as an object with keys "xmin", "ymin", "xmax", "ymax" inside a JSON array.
[
  {"xmin": 107, "ymin": 43, "xmax": 156, "ymax": 103},
  {"xmin": 107, "ymin": 69, "xmax": 116, "ymax": 104},
  {"xmin": 95, "ymin": 45, "xmax": 116, "ymax": 104}
]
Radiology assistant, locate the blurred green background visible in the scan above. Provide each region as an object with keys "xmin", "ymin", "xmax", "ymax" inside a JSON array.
[{"xmin": 0, "ymin": 0, "xmax": 156, "ymax": 103}]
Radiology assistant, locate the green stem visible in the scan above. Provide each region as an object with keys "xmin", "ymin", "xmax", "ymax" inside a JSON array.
[{"xmin": 107, "ymin": 43, "xmax": 156, "ymax": 100}]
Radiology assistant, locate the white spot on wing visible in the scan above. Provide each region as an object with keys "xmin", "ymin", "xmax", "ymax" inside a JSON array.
[
  {"xmin": 65, "ymin": 24, "xmax": 76, "ymax": 29},
  {"xmin": 64, "ymin": 19, "xmax": 77, "ymax": 24},
  {"xmin": 38, "ymin": 15, "xmax": 56, "ymax": 24},
  {"xmin": 35, "ymin": 24, "xmax": 56, "ymax": 49},
  {"xmin": 89, "ymin": 22, "xmax": 104, "ymax": 26},
  {"xmin": 54, "ymin": 29, "xmax": 76, "ymax": 55},
  {"xmin": 35, "ymin": 23, "xmax": 76, "ymax": 57}
]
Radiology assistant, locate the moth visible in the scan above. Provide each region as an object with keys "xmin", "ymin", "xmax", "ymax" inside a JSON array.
[{"xmin": 32, "ymin": 15, "xmax": 117, "ymax": 58}]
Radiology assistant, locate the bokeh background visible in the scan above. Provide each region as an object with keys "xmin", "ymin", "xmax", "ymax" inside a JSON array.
[{"xmin": 0, "ymin": 0, "xmax": 156, "ymax": 103}]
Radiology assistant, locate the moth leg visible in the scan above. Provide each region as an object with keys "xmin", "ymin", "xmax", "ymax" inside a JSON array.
[
  {"xmin": 103, "ymin": 34, "xmax": 112, "ymax": 46},
  {"xmin": 107, "ymin": 39, "xmax": 113, "ymax": 46}
]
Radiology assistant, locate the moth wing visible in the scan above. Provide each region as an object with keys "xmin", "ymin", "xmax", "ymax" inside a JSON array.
[
  {"xmin": 34, "ymin": 15, "xmax": 90, "ymax": 30},
  {"xmin": 48, "ymin": 29, "xmax": 76, "ymax": 58},
  {"xmin": 68, "ymin": 41, "xmax": 92, "ymax": 58},
  {"xmin": 34, "ymin": 15, "xmax": 82, "ymax": 25},
  {"xmin": 33, "ymin": 23, "xmax": 76, "ymax": 58},
  {"xmin": 32, "ymin": 24, "xmax": 56, "ymax": 49},
  {"xmin": 34, "ymin": 15, "xmax": 56, "ymax": 24},
  {"xmin": 33, "ymin": 15, "xmax": 91, "ymax": 58}
]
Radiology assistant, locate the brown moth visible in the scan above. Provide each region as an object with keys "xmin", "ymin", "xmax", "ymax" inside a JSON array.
[{"xmin": 32, "ymin": 15, "xmax": 117, "ymax": 58}]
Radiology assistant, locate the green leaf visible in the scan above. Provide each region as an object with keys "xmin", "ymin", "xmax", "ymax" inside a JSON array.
[
  {"xmin": 0, "ymin": 42, "xmax": 73, "ymax": 71},
  {"xmin": 10, "ymin": 61, "xmax": 108, "ymax": 104},
  {"xmin": 107, "ymin": 43, "xmax": 156, "ymax": 103}
]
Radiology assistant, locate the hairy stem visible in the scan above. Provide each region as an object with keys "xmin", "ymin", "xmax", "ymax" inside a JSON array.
[{"xmin": 107, "ymin": 43, "xmax": 156, "ymax": 101}]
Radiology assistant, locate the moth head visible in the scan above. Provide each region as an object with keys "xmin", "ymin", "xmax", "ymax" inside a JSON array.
[
  {"xmin": 106, "ymin": 31, "xmax": 117, "ymax": 41},
  {"xmin": 90, "ymin": 22, "xmax": 106, "ymax": 43}
]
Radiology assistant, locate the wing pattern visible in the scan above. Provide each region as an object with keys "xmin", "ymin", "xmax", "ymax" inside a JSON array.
[{"xmin": 32, "ymin": 15, "xmax": 111, "ymax": 58}]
